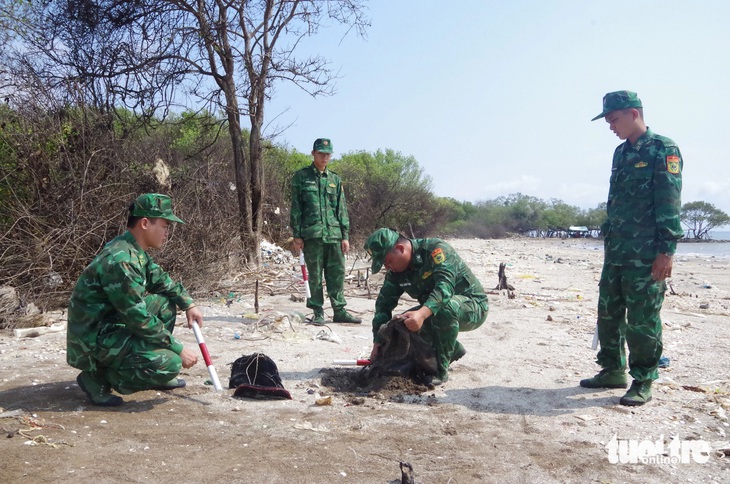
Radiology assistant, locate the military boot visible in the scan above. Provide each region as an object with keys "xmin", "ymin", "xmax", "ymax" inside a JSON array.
[
  {"xmin": 450, "ymin": 341, "xmax": 467, "ymax": 363},
  {"xmin": 76, "ymin": 371, "xmax": 124, "ymax": 406},
  {"xmin": 333, "ymin": 310, "xmax": 362, "ymax": 324},
  {"xmin": 152, "ymin": 378, "xmax": 187, "ymax": 391},
  {"xmin": 620, "ymin": 380, "xmax": 653, "ymax": 406},
  {"xmin": 422, "ymin": 371, "xmax": 449, "ymax": 389},
  {"xmin": 579, "ymin": 369, "xmax": 628, "ymax": 389},
  {"xmin": 309, "ymin": 308, "xmax": 326, "ymax": 325}
]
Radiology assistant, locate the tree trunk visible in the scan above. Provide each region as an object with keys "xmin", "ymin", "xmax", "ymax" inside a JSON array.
[
  {"xmin": 222, "ymin": 83, "xmax": 256, "ymax": 262},
  {"xmin": 248, "ymin": 85, "xmax": 266, "ymax": 263}
]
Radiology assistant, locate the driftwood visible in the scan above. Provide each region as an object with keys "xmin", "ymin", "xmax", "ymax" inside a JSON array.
[{"xmin": 494, "ymin": 262, "xmax": 516, "ymax": 299}]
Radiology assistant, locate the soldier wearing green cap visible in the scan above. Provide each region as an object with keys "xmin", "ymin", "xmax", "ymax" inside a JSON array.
[
  {"xmin": 290, "ymin": 138, "xmax": 361, "ymax": 324},
  {"xmin": 580, "ymin": 91, "xmax": 683, "ymax": 406},
  {"xmin": 363, "ymin": 228, "xmax": 489, "ymax": 386},
  {"xmin": 67, "ymin": 193, "xmax": 203, "ymax": 406}
]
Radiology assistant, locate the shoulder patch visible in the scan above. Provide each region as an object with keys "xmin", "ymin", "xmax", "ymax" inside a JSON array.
[
  {"xmin": 666, "ymin": 155, "xmax": 680, "ymax": 175},
  {"xmin": 431, "ymin": 248, "xmax": 446, "ymax": 265}
]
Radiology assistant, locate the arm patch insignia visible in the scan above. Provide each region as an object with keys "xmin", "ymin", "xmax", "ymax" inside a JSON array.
[
  {"xmin": 431, "ymin": 248, "xmax": 446, "ymax": 264},
  {"xmin": 666, "ymin": 155, "xmax": 680, "ymax": 175}
]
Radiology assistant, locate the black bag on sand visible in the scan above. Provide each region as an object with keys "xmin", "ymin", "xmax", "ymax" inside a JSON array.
[
  {"xmin": 229, "ymin": 353, "xmax": 292, "ymax": 400},
  {"xmin": 362, "ymin": 319, "xmax": 438, "ymax": 383}
]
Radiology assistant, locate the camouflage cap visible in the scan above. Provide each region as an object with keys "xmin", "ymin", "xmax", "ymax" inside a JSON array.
[
  {"xmin": 591, "ymin": 91, "xmax": 643, "ymax": 121},
  {"xmin": 312, "ymin": 138, "xmax": 333, "ymax": 153},
  {"xmin": 364, "ymin": 228, "xmax": 400, "ymax": 274},
  {"xmin": 130, "ymin": 193, "xmax": 184, "ymax": 224}
]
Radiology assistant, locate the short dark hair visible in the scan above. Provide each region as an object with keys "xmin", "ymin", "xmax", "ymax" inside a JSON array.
[
  {"xmin": 127, "ymin": 202, "xmax": 142, "ymax": 228},
  {"xmin": 620, "ymin": 107, "xmax": 644, "ymax": 120}
]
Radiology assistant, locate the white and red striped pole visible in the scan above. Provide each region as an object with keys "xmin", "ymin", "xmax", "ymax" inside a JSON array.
[
  {"xmin": 332, "ymin": 359, "xmax": 372, "ymax": 366},
  {"xmin": 299, "ymin": 251, "xmax": 311, "ymax": 299},
  {"xmin": 191, "ymin": 322, "xmax": 223, "ymax": 391}
]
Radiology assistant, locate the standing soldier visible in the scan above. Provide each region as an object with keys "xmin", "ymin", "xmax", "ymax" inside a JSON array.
[
  {"xmin": 581, "ymin": 91, "xmax": 683, "ymax": 406},
  {"xmin": 290, "ymin": 138, "xmax": 361, "ymax": 325},
  {"xmin": 67, "ymin": 194, "xmax": 202, "ymax": 406}
]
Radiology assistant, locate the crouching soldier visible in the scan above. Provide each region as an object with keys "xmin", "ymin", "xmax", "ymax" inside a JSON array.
[
  {"xmin": 364, "ymin": 228, "xmax": 489, "ymax": 386},
  {"xmin": 67, "ymin": 194, "xmax": 202, "ymax": 406}
]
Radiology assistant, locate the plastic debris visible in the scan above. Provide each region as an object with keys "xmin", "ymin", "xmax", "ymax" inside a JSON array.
[{"xmin": 315, "ymin": 329, "xmax": 342, "ymax": 344}]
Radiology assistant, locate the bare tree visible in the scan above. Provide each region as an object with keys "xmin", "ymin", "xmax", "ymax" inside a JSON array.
[
  {"xmin": 172, "ymin": 0, "xmax": 369, "ymax": 261},
  {"xmin": 1, "ymin": 0, "xmax": 369, "ymax": 262}
]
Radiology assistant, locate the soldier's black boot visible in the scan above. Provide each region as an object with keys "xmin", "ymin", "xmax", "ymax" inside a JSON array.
[
  {"xmin": 333, "ymin": 310, "xmax": 362, "ymax": 324},
  {"xmin": 579, "ymin": 368, "xmax": 628, "ymax": 389},
  {"xmin": 308, "ymin": 308, "xmax": 326, "ymax": 325},
  {"xmin": 620, "ymin": 380, "xmax": 653, "ymax": 406},
  {"xmin": 77, "ymin": 371, "xmax": 123, "ymax": 406},
  {"xmin": 450, "ymin": 341, "xmax": 466, "ymax": 363}
]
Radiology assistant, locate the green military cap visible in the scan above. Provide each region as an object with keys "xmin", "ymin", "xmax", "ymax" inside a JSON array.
[
  {"xmin": 130, "ymin": 193, "xmax": 185, "ymax": 224},
  {"xmin": 363, "ymin": 228, "xmax": 400, "ymax": 274},
  {"xmin": 591, "ymin": 90, "xmax": 643, "ymax": 121},
  {"xmin": 312, "ymin": 138, "xmax": 333, "ymax": 153}
]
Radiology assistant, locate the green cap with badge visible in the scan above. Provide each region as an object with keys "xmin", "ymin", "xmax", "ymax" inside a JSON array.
[
  {"xmin": 312, "ymin": 138, "xmax": 333, "ymax": 153},
  {"xmin": 364, "ymin": 228, "xmax": 400, "ymax": 274},
  {"xmin": 130, "ymin": 193, "xmax": 185, "ymax": 224},
  {"xmin": 591, "ymin": 90, "xmax": 643, "ymax": 121}
]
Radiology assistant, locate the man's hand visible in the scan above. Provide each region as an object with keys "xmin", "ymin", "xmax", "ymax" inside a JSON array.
[
  {"xmin": 293, "ymin": 238, "xmax": 304, "ymax": 254},
  {"xmin": 185, "ymin": 306, "xmax": 204, "ymax": 329},
  {"xmin": 341, "ymin": 239, "xmax": 350, "ymax": 254},
  {"xmin": 180, "ymin": 347, "xmax": 198, "ymax": 369},
  {"xmin": 398, "ymin": 306, "xmax": 433, "ymax": 332},
  {"xmin": 651, "ymin": 253, "xmax": 674, "ymax": 281},
  {"xmin": 369, "ymin": 343, "xmax": 381, "ymax": 361}
]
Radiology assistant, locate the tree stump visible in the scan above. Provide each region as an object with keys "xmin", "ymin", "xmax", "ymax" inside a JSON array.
[{"xmin": 494, "ymin": 262, "xmax": 516, "ymax": 299}]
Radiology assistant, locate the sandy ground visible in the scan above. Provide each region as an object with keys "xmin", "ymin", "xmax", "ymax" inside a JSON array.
[{"xmin": 1, "ymin": 237, "xmax": 729, "ymax": 483}]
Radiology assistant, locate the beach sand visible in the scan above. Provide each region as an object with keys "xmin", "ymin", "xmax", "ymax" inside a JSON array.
[{"xmin": 1, "ymin": 237, "xmax": 728, "ymax": 483}]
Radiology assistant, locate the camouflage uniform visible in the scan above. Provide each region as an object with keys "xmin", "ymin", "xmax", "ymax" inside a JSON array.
[
  {"xmin": 67, "ymin": 231, "xmax": 195, "ymax": 394},
  {"xmin": 290, "ymin": 162, "xmax": 350, "ymax": 314},
  {"xmin": 370, "ymin": 235, "xmax": 489, "ymax": 380},
  {"xmin": 597, "ymin": 128, "xmax": 683, "ymax": 382}
]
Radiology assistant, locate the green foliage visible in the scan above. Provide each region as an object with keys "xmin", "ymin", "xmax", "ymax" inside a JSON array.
[
  {"xmin": 332, "ymin": 149, "xmax": 436, "ymax": 239},
  {"xmin": 681, "ymin": 201, "xmax": 730, "ymax": 239}
]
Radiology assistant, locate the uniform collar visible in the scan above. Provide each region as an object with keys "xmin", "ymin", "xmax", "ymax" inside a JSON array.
[
  {"xmin": 122, "ymin": 229, "xmax": 144, "ymax": 253},
  {"xmin": 408, "ymin": 238, "xmax": 424, "ymax": 269},
  {"xmin": 309, "ymin": 163, "xmax": 328, "ymax": 176},
  {"xmin": 629, "ymin": 127, "xmax": 654, "ymax": 151}
]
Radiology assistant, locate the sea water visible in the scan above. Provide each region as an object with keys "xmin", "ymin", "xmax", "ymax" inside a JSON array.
[
  {"xmin": 566, "ymin": 230, "xmax": 730, "ymax": 259},
  {"xmin": 676, "ymin": 230, "xmax": 730, "ymax": 259}
]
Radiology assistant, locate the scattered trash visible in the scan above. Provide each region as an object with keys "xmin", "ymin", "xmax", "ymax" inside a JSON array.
[
  {"xmin": 315, "ymin": 329, "xmax": 342, "ymax": 344},
  {"xmin": 682, "ymin": 385, "xmax": 706, "ymax": 393},
  {"xmin": 293, "ymin": 421, "xmax": 329, "ymax": 432},
  {"xmin": 658, "ymin": 356, "xmax": 670, "ymax": 368},
  {"xmin": 699, "ymin": 303, "xmax": 710, "ymax": 309},
  {"xmin": 260, "ymin": 240, "xmax": 297, "ymax": 265},
  {"xmin": 315, "ymin": 395, "xmax": 332, "ymax": 406},
  {"xmin": 13, "ymin": 321, "xmax": 66, "ymax": 338}
]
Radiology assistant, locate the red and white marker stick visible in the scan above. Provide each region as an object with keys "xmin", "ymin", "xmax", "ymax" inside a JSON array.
[
  {"xmin": 332, "ymin": 359, "xmax": 372, "ymax": 366},
  {"xmin": 191, "ymin": 322, "xmax": 223, "ymax": 391},
  {"xmin": 299, "ymin": 251, "xmax": 311, "ymax": 299}
]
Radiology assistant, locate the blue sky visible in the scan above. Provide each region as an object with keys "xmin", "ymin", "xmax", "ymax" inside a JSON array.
[{"xmin": 264, "ymin": 1, "xmax": 730, "ymax": 215}]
